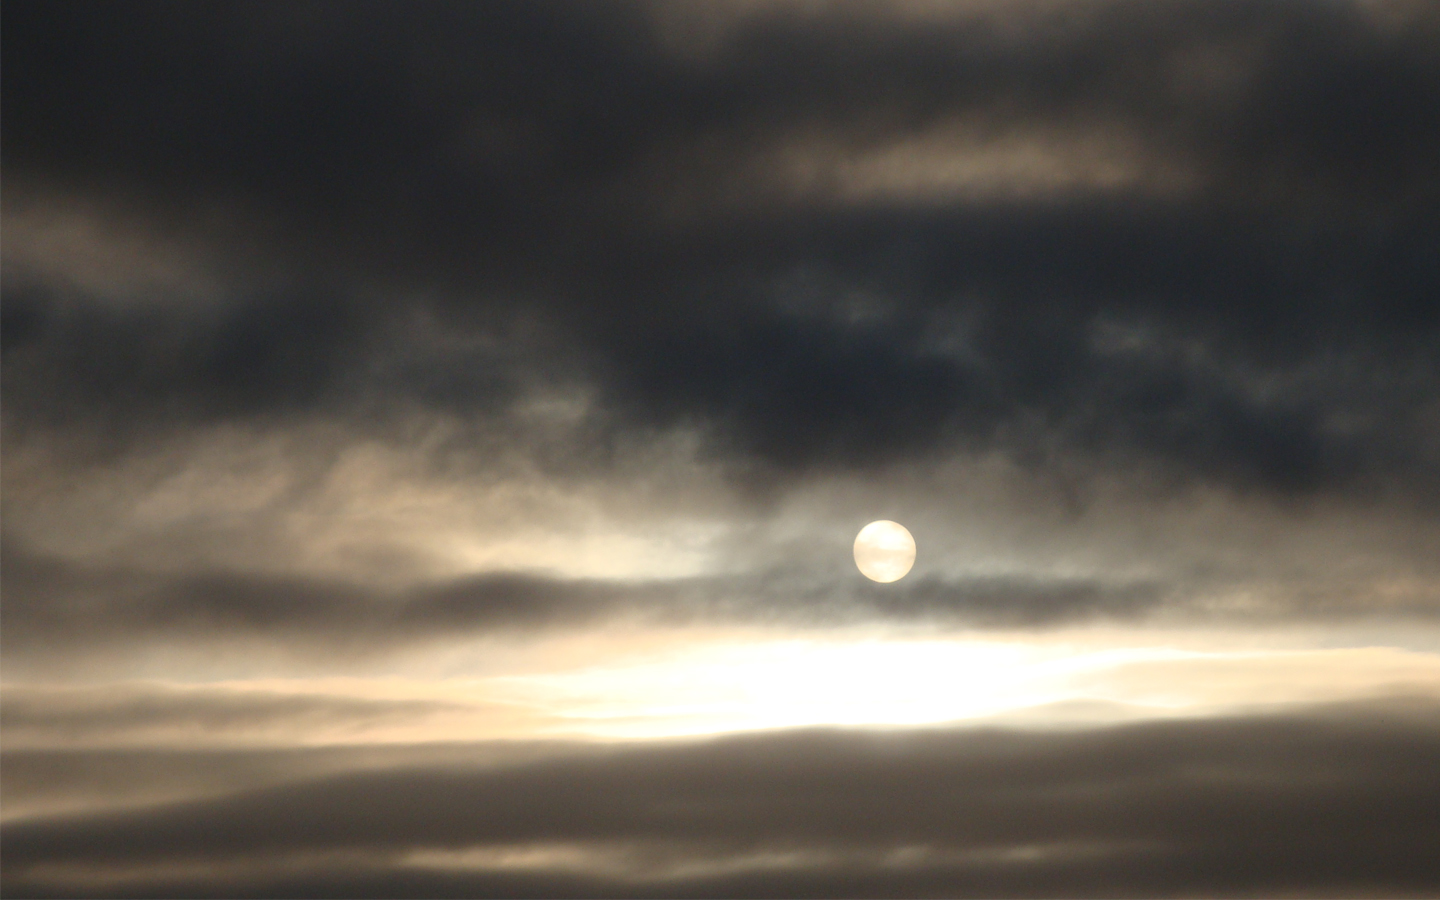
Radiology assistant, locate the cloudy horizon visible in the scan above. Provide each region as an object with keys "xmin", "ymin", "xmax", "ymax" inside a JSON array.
[{"xmin": 4, "ymin": 1, "xmax": 1440, "ymax": 896}]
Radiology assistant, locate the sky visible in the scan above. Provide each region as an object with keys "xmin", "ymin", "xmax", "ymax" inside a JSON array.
[{"xmin": 2, "ymin": 1, "xmax": 1439, "ymax": 896}]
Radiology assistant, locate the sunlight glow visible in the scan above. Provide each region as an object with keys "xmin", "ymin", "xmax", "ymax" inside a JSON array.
[
  {"xmin": 492, "ymin": 640, "xmax": 1202, "ymax": 737},
  {"xmin": 485, "ymin": 638, "xmax": 1440, "ymax": 739}
]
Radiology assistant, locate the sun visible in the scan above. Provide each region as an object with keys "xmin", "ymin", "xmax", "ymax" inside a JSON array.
[{"xmin": 853, "ymin": 520, "xmax": 916, "ymax": 582}]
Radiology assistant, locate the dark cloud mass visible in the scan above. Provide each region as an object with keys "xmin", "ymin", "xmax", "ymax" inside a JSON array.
[
  {"xmin": 5, "ymin": 2, "xmax": 1440, "ymax": 897},
  {"xmin": 5, "ymin": 701, "xmax": 1440, "ymax": 898},
  {"xmin": 4, "ymin": 0, "xmax": 1439, "ymax": 493}
]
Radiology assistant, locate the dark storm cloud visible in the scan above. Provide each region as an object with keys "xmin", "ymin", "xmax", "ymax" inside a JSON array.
[
  {"xmin": 4, "ymin": 0, "xmax": 1439, "ymax": 498},
  {"xmin": 0, "ymin": 277, "xmax": 369, "ymax": 434},
  {"xmin": 5, "ymin": 699, "xmax": 1439, "ymax": 898}
]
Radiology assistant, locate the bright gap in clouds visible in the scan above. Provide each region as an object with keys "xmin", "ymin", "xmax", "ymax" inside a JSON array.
[
  {"xmin": 495, "ymin": 639, "xmax": 1150, "ymax": 735},
  {"xmin": 13, "ymin": 630, "xmax": 1436, "ymax": 752},
  {"xmin": 474, "ymin": 635, "xmax": 1440, "ymax": 740}
]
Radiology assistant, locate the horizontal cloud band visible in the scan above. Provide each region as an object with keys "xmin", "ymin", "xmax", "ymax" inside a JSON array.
[{"xmin": 5, "ymin": 699, "xmax": 1439, "ymax": 898}]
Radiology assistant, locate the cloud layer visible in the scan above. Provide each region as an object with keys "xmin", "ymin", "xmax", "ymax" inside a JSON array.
[
  {"xmin": 4, "ymin": 4, "xmax": 1440, "ymax": 897},
  {"xmin": 6, "ymin": 0, "xmax": 1439, "ymax": 495},
  {"xmin": 6, "ymin": 700, "xmax": 1439, "ymax": 898}
]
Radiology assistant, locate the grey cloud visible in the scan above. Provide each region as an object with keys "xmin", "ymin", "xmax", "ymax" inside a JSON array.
[
  {"xmin": 5, "ymin": 8, "xmax": 1438, "ymax": 895},
  {"xmin": 0, "ymin": 742, "xmax": 572, "ymax": 822},
  {"xmin": 0, "ymin": 684, "xmax": 469, "ymax": 748},
  {"xmin": 3, "ymin": 0, "xmax": 1439, "ymax": 502},
  {"xmin": 9, "ymin": 535, "xmax": 1440, "ymax": 668},
  {"xmin": 9, "ymin": 534, "xmax": 1386, "ymax": 669},
  {"xmin": 4, "ymin": 699, "xmax": 1438, "ymax": 897}
]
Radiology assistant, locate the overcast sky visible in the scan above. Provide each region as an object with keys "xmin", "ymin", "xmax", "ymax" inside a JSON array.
[{"xmin": 4, "ymin": 1, "xmax": 1440, "ymax": 897}]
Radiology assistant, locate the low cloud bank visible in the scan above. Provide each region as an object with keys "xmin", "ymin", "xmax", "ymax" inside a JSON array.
[{"xmin": 4, "ymin": 698, "xmax": 1438, "ymax": 897}]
